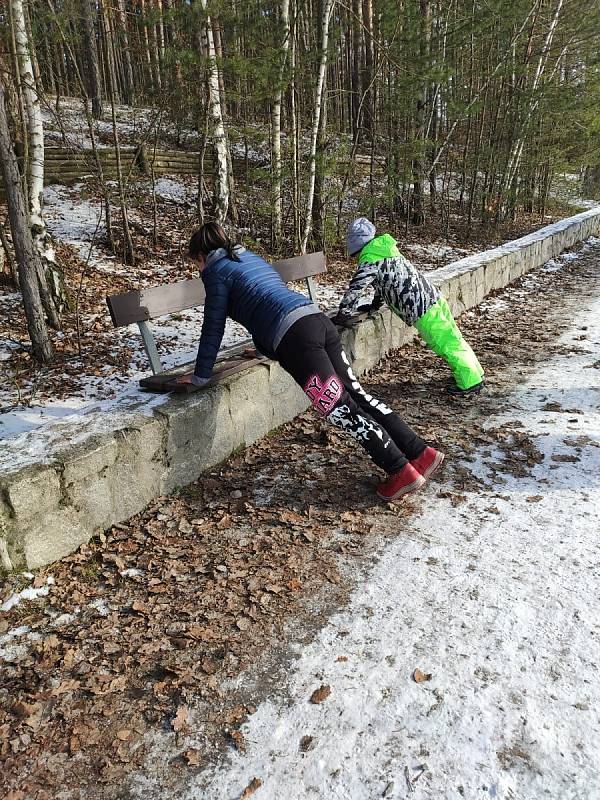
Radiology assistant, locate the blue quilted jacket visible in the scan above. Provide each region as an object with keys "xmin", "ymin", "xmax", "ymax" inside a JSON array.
[{"xmin": 194, "ymin": 246, "xmax": 317, "ymax": 380}]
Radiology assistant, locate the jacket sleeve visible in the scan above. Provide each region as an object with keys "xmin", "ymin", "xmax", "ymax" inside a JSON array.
[
  {"xmin": 194, "ymin": 273, "xmax": 229, "ymax": 380},
  {"xmin": 370, "ymin": 288, "xmax": 384, "ymax": 312},
  {"xmin": 337, "ymin": 263, "xmax": 377, "ymax": 317}
]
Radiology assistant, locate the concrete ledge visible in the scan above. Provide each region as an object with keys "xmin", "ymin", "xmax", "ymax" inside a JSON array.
[{"xmin": 2, "ymin": 208, "xmax": 599, "ymax": 570}]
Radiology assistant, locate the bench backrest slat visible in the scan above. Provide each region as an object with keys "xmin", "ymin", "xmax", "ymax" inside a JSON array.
[
  {"xmin": 106, "ymin": 252, "xmax": 326, "ymax": 328},
  {"xmin": 106, "ymin": 278, "xmax": 205, "ymax": 328},
  {"xmin": 274, "ymin": 251, "xmax": 326, "ymax": 283}
]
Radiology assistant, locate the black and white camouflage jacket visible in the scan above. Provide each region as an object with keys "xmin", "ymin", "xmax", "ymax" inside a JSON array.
[{"xmin": 337, "ymin": 254, "xmax": 440, "ymax": 326}]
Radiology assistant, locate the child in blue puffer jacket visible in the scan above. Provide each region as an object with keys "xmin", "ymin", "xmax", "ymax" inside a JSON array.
[{"xmin": 176, "ymin": 222, "xmax": 445, "ymax": 502}]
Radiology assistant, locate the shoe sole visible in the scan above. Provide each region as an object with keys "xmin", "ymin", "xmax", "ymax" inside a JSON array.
[
  {"xmin": 377, "ymin": 474, "xmax": 426, "ymax": 502},
  {"xmin": 419, "ymin": 451, "xmax": 445, "ymax": 481},
  {"xmin": 448, "ymin": 383, "xmax": 485, "ymax": 396}
]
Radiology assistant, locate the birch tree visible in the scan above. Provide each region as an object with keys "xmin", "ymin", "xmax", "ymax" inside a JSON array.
[
  {"xmin": 500, "ymin": 0, "xmax": 565, "ymax": 217},
  {"xmin": 198, "ymin": 0, "xmax": 232, "ymax": 223},
  {"xmin": 271, "ymin": 0, "xmax": 291, "ymax": 246},
  {"xmin": 12, "ymin": 0, "xmax": 64, "ymax": 324},
  {"xmin": 300, "ymin": 0, "xmax": 334, "ymax": 253},
  {"xmin": 115, "ymin": 0, "xmax": 135, "ymax": 105},
  {"xmin": 0, "ymin": 80, "xmax": 53, "ymax": 362},
  {"xmin": 81, "ymin": 0, "xmax": 103, "ymax": 119},
  {"xmin": 100, "ymin": 0, "xmax": 135, "ymax": 264}
]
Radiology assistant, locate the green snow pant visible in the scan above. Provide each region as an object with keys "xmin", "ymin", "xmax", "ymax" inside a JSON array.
[{"xmin": 414, "ymin": 297, "xmax": 484, "ymax": 390}]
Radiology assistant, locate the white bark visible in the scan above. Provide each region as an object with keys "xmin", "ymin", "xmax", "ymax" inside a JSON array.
[
  {"xmin": 11, "ymin": 0, "xmax": 50, "ymax": 259},
  {"xmin": 290, "ymin": 17, "xmax": 300, "ymax": 249},
  {"xmin": 139, "ymin": 0, "xmax": 154, "ymax": 87},
  {"xmin": 116, "ymin": 0, "xmax": 134, "ymax": 104},
  {"xmin": 199, "ymin": 0, "xmax": 230, "ymax": 223},
  {"xmin": 156, "ymin": 0, "xmax": 166, "ymax": 67},
  {"xmin": 300, "ymin": 0, "xmax": 333, "ymax": 254},
  {"xmin": 271, "ymin": 0, "xmax": 291, "ymax": 244},
  {"xmin": 0, "ymin": 80, "xmax": 53, "ymax": 361},
  {"xmin": 12, "ymin": 0, "xmax": 65, "ymax": 321}
]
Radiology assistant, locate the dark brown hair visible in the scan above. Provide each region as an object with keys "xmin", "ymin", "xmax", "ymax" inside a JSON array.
[{"xmin": 188, "ymin": 222, "xmax": 240, "ymax": 262}]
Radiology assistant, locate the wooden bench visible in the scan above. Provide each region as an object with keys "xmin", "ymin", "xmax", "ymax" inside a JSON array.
[{"xmin": 106, "ymin": 252, "xmax": 327, "ymax": 393}]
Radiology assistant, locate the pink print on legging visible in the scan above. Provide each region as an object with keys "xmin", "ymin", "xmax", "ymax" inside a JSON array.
[{"xmin": 304, "ymin": 374, "xmax": 343, "ymax": 416}]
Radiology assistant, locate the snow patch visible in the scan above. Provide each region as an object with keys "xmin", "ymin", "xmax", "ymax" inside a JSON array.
[
  {"xmin": 186, "ymin": 293, "xmax": 600, "ymax": 800},
  {"xmin": 154, "ymin": 177, "xmax": 192, "ymax": 202},
  {"xmin": 1, "ymin": 577, "xmax": 55, "ymax": 612},
  {"xmin": 0, "ymin": 625, "xmax": 37, "ymax": 663},
  {"xmin": 89, "ymin": 598, "xmax": 111, "ymax": 616},
  {"xmin": 120, "ymin": 568, "xmax": 143, "ymax": 578}
]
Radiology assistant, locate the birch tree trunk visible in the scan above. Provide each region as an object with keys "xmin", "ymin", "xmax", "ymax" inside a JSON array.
[
  {"xmin": 300, "ymin": 0, "xmax": 333, "ymax": 254},
  {"xmin": 351, "ymin": 0, "xmax": 362, "ymax": 143},
  {"xmin": 290, "ymin": 9, "xmax": 300, "ymax": 250},
  {"xmin": 271, "ymin": 0, "xmax": 291, "ymax": 247},
  {"xmin": 7, "ymin": 0, "xmax": 29, "ymax": 200},
  {"xmin": 0, "ymin": 80, "xmax": 53, "ymax": 362},
  {"xmin": 156, "ymin": 0, "xmax": 166, "ymax": 70},
  {"xmin": 115, "ymin": 0, "xmax": 134, "ymax": 105},
  {"xmin": 139, "ymin": 0, "xmax": 154, "ymax": 91},
  {"xmin": 147, "ymin": 0, "xmax": 163, "ymax": 90},
  {"xmin": 362, "ymin": 0, "xmax": 374, "ymax": 137},
  {"xmin": 101, "ymin": 0, "xmax": 135, "ymax": 264},
  {"xmin": 12, "ymin": 0, "xmax": 63, "ymax": 325},
  {"xmin": 198, "ymin": 0, "xmax": 231, "ymax": 223},
  {"xmin": 81, "ymin": 0, "xmax": 103, "ymax": 119},
  {"xmin": 411, "ymin": 0, "xmax": 431, "ymax": 225}
]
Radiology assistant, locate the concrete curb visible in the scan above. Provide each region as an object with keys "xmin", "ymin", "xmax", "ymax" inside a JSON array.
[{"xmin": 2, "ymin": 208, "xmax": 599, "ymax": 571}]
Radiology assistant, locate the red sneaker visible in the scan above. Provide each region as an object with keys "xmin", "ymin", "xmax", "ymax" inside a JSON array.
[
  {"xmin": 410, "ymin": 446, "xmax": 445, "ymax": 480},
  {"xmin": 377, "ymin": 463, "xmax": 425, "ymax": 501}
]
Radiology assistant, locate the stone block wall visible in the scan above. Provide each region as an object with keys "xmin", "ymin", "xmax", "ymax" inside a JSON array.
[{"xmin": 1, "ymin": 208, "xmax": 599, "ymax": 571}]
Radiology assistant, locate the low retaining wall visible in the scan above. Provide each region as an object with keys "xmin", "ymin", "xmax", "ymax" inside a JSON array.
[{"xmin": 2, "ymin": 208, "xmax": 599, "ymax": 572}]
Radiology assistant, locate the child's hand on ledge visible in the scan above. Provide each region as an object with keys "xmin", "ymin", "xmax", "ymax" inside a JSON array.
[{"xmin": 331, "ymin": 314, "xmax": 355, "ymax": 328}]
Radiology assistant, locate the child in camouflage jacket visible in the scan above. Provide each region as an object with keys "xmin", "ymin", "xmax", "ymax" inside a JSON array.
[{"xmin": 335, "ymin": 218, "xmax": 485, "ymax": 394}]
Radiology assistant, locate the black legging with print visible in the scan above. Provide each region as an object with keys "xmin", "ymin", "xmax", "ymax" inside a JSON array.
[{"xmin": 275, "ymin": 313, "xmax": 426, "ymax": 474}]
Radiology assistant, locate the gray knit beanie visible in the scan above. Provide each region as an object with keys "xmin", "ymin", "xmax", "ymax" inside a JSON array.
[{"xmin": 346, "ymin": 217, "xmax": 376, "ymax": 256}]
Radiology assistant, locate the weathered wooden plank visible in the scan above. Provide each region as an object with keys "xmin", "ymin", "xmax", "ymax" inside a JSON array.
[
  {"xmin": 274, "ymin": 251, "xmax": 326, "ymax": 282},
  {"xmin": 149, "ymin": 159, "xmax": 199, "ymax": 166},
  {"xmin": 107, "ymin": 278, "xmax": 206, "ymax": 327},
  {"xmin": 0, "ymin": 145, "xmax": 208, "ymax": 193},
  {"xmin": 139, "ymin": 354, "xmax": 266, "ymax": 393}
]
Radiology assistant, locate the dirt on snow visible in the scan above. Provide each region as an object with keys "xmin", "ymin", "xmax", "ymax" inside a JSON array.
[{"xmin": 0, "ymin": 242, "xmax": 599, "ymax": 799}]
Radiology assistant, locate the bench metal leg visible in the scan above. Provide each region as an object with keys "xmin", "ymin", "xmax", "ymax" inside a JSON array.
[
  {"xmin": 138, "ymin": 320, "xmax": 163, "ymax": 375},
  {"xmin": 306, "ymin": 276, "xmax": 319, "ymax": 305}
]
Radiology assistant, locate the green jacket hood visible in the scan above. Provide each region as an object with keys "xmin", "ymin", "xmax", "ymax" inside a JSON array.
[{"xmin": 358, "ymin": 234, "xmax": 401, "ymax": 264}]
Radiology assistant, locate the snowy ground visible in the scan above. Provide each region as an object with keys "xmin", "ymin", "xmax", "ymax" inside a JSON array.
[
  {"xmin": 181, "ymin": 295, "xmax": 600, "ymax": 799},
  {"xmin": 41, "ymin": 96, "xmax": 199, "ymax": 152},
  {"xmin": 0, "ymin": 177, "xmax": 347, "ymax": 443},
  {"xmin": 4, "ymin": 97, "xmax": 596, "ymax": 444},
  {"xmin": 2, "ymin": 238, "xmax": 599, "ymax": 799},
  {"xmin": 41, "ymin": 95, "xmax": 272, "ymax": 162},
  {"xmin": 0, "ymin": 173, "xmax": 476, "ymax": 444}
]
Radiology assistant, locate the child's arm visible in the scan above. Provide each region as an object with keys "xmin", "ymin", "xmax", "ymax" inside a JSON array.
[
  {"xmin": 336, "ymin": 262, "xmax": 377, "ymax": 318},
  {"xmin": 369, "ymin": 288, "xmax": 384, "ymax": 312}
]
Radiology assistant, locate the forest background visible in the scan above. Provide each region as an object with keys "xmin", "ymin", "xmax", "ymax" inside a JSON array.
[{"xmin": 1, "ymin": 0, "xmax": 600, "ymax": 362}]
